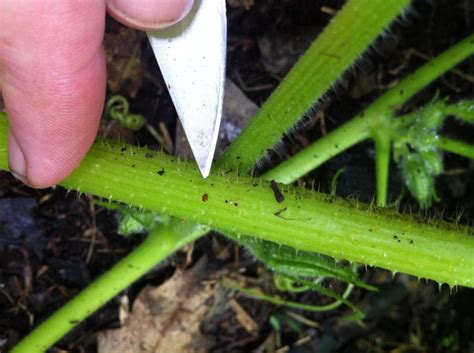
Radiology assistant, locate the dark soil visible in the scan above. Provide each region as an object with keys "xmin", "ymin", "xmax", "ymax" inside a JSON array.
[{"xmin": 1, "ymin": 0, "xmax": 473, "ymax": 352}]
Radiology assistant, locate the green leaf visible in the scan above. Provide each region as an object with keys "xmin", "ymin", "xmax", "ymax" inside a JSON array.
[
  {"xmin": 392, "ymin": 98, "xmax": 448, "ymax": 207},
  {"xmin": 96, "ymin": 200, "xmax": 165, "ymax": 236},
  {"xmin": 236, "ymin": 235, "xmax": 375, "ymax": 291},
  {"xmin": 117, "ymin": 210, "xmax": 164, "ymax": 236},
  {"xmin": 401, "ymin": 153, "xmax": 439, "ymax": 208}
]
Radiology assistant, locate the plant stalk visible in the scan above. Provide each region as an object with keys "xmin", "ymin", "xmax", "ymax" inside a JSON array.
[
  {"xmin": 219, "ymin": 0, "xmax": 410, "ymax": 172},
  {"xmin": 0, "ymin": 114, "xmax": 472, "ymax": 288},
  {"xmin": 222, "ymin": 279, "xmax": 355, "ymax": 313},
  {"xmin": 373, "ymin": 132, "xmax": 391, "ymax": 207},
  {"xmin": 263, "ymin": 116, "xmax": 371, "ymax": 183},
  {"xmin": 436, "ymin": 137, "xmax": 474, "ymax": 159},
  {"xmin": 261, "ymin": 34, "xmax": 474, "ymax": 184},
  {"xmin": 11, "ymin": 221, "xmax": 207, "ymax": 353}
]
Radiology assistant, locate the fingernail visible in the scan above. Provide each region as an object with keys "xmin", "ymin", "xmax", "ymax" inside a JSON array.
[
  {"xmin": 176, "ymin": 0, "xmax": 194, "ymax": 22},
  {"xmin": 8, "ymin": 133, "xmax": 27, "ymax": 183},
  {"xmin": 107, "ymin": 0, "xmax": 195, "ymax": 31}
]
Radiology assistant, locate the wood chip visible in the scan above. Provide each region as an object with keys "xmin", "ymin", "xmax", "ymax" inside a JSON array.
[{"xmin": 228, "ymin": 298, "xmax": 259, "ymax": 335}]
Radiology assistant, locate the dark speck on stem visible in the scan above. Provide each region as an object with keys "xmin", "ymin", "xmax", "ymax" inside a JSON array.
[{"xmin": 270, "ymin": 180, "xmax": 285, "ymax": 203}]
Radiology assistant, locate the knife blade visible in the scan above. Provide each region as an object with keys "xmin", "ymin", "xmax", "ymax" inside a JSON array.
[{"xmin": 147, "ymin": 0, "xmax": 227, "ymax": 178}]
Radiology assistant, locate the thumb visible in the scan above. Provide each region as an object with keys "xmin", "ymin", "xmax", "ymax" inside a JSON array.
[
  {"xmin": 0, "ymin": 1, "xmax": 106, "ymax": 188},
  {"xmin": 106, "ymin": 0, "xmax": 195, "ymax": 31}
]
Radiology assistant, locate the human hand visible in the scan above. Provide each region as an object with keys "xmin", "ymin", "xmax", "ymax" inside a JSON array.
[{"xmin": 0, "ymin": 0, "xmax": 194, "ymax": 188}]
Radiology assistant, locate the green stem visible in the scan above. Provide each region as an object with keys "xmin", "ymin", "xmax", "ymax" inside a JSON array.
[
  {"xmin": 11, "ymin": 221, "xmax": 207, "ymax": 353},
  {"xmin": 436, "ymin": 137, "xmax": 474, "ymax": 159},
  {"xmin": 365, "ymin": 34, "xmax": 474, "ymax": 123},
  {"xmin": 393, "ymin": 111, "xmax": 474, "ymax": 159},
  {"xmin": 218, "ymin": 0, "xmax": 410, "ymax": 172},
  {"xmin": 261, "ymin": 34, "xmax": 474, "ymax": 184},
  {"xmin": 392, "ymin": 111, "xmax": 474, "ymax": 159},
  {"xmin": 263, "ymin": 116, "xmax": 371, "ymax": 183},
  {"xmin": 443, "ymin": 99, "xmax": 474, "ymax": 125},
  {"xmin": 222, "ymin": 280, "xmax": 355, "ymax": 313},
  {"xmin": 374, "ymin": 132, "xmax": 391, "ymax": 207},
  {"xmin": 319, "ymin": 283, "xmax": 355, "ymax": 312},
  {"xmin": 0, "ymin": 114, "xmax": 472, "ymax": 288}
]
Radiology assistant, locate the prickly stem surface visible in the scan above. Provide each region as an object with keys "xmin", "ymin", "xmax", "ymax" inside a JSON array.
[{"xmin": 0, "ymin": 114, "xmax": 471, "ymax": 288}]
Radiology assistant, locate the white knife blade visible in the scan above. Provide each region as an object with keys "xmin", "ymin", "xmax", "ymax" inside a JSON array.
[{"xmin": 147, "ymin": 0, "xmax": 227, "ymax": 178}]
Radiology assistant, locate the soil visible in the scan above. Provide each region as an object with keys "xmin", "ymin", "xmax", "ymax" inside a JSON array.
[{"xmin": 1, "ymin": 1, "xmax": 473, "ymax": 352}]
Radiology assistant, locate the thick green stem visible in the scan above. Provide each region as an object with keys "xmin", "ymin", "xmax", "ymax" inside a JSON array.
[
  {"xmin": 11, "ymin": 220, "xmax": 207, "ymax": 353},
  {"xmin": 218, "ymin": 0, "xmax": 410, "ymax": 172},
  {"xmin": 0, "ymin": 114, "xmax": 472, "ymax": 288},
  {"xmin": 261, "ymin": 34, "xmax": 474, "ymax": 184},
  {"xmin": 436, "ymin": 137, "xmax": 474, "ymax": 159}
]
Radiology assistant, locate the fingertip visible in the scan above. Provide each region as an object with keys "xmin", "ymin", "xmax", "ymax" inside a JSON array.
[{"xmin": 107, "ymin": 0, "xmax": 194, "ymax": 31}]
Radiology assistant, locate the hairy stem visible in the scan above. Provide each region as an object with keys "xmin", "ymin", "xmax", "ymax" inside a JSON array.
[
  {"xmin": 263, "ymin": 116, "xmax": 371, "ymax": 183},
  {"xmin": 218, "ymin": 0, "xmax": 410, "ymax": 172},
  {"xmin": 11, "ymin": 220, "xmax": 208, "ymax": 353},
  {"xmin": 436, "ymin": 137, "xmax": 474, "ymax": 159},
  {"xmin": 0, "ymin": 114, "xmax": 472, "ymax": 288},
  {"xmin": 261, "ymin": 34, "xmax": 474, "ymax": 184}
]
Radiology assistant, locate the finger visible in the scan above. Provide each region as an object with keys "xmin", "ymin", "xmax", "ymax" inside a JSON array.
[
  {"xmin": 106, "ymin": 0, "xmax": 194, "ymax": 31},
  {"xmin": 0, "ymin": 0, "xmax": 106, "ymax": 188}
]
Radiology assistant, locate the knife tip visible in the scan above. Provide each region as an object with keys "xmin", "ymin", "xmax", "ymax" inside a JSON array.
[{"xmin": 197, "ymin": 155, "xmax": 212, "ymax": 178}]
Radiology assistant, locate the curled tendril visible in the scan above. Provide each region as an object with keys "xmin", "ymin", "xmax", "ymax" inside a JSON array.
[
  {"xmin": 106, "ymin": 95, "xmax": 145, "ymax": 131},
  {"xmin": 273, "ymin": 273, "xmax": 310, "ymax": 293}
]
